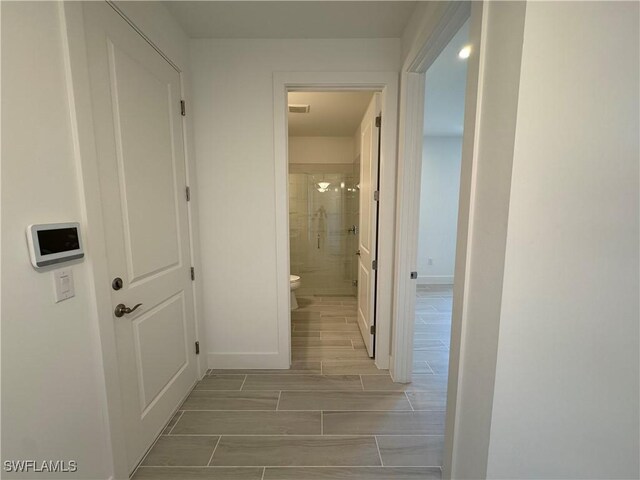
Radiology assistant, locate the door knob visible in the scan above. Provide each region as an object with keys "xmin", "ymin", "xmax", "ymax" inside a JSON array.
[{"xmin": 114, "ymin": 303, "xmax": 143, "ymax": 318}]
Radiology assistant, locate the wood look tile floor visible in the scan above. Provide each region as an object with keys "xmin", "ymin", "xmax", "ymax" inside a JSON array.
[
  {"xmin": 133, "ymin": 294, "xmax": 447, "ymax": 480},
  {"xmin": 414, "ymin": 285, "xmax": 453, "ymax": 378}
]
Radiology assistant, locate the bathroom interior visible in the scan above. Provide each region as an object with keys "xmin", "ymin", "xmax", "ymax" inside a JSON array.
[{"xmin": 287, "ymin": 91, "xmax": 376, "ymax": 359}]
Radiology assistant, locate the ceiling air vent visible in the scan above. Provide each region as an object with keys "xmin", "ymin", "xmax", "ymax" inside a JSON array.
[{"xmin": 288, "ymin": 104, "xmax": 310, "ymax": 114}]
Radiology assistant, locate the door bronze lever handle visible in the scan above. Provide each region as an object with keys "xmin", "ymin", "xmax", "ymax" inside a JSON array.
[{"xmin": 114, "ymin": 303, "xmax": 143, "ymax": 318}]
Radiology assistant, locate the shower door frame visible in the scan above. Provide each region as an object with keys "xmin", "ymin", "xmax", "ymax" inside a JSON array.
[{"xmin": 273, "ymin": 72, "xmax": 399, "ymax": 371}]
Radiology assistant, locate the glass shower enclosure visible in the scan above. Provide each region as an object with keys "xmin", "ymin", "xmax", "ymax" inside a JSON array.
[{"xmin": 289, "ymin": 167, "xmax": 359, "ymax": 297}]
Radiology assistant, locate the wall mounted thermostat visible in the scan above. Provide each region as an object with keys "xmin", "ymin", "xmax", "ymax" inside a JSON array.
[{"xmin": 27, "ymin": 222, "xmax": 84, "ymax": 269}]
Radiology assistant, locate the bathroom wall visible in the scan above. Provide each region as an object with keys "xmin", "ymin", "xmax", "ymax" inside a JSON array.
[
  {"xmin": 288, "ymin": 137, "xmax": 354, "ymax": 165},
  {"xmin": 417, "ymin": 136, "xmax": 462, "ymax": 284},
  {"xmin": 190, "ymin": 38, "xmax": 400, "ymax": 368}
]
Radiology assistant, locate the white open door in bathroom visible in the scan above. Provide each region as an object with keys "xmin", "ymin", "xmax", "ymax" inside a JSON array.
[{"xmin": 357, "ymin": 93, "xmax": 381, "ymax": 357}]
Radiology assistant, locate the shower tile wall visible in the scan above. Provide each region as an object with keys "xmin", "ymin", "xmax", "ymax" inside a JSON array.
[{"xmin": 289, "ymin": 170, "xmax": 359, "ymax": 296}]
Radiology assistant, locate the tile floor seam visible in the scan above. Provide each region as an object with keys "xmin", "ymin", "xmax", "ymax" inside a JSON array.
[
  {"xmin": 405, "ymin": 392, "xmax": 415, "ymax": 411},
  {"xmin": 276, "ymin": 391, "xmax": 282, "ymax": 411},
  {"xmin": 138, "ymin": 464, "xmax": 444, "ymax": 469},
  {"xmin": 133, "ymin": 421, "xmax": 167, "ymax": 476},
  {"xmin": 163, "ymin": 434, "xmax": 439, "ymax": 437},
  {"xmin": 374, "ymin": 435, "xmax": 384, "ymax": 467},
  {"xmin": 167, "ymin": 410, "xmax": 184, "ymax": 435},
  {"xmin": 206, "ymin": 435, "xmax": 221, "ymax": 466},
  {"xmin": 239, "ymin": 374, "xmax": 248, "ymax": 391},
  {"xmin": 136, "ymin": 464, "xmax": 443, "ymax": 467}
]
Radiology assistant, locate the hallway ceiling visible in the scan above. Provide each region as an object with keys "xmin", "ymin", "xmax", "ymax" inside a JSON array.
[
  {"xmin": 164, "ymin": 1, "xmax": 417, "ymax": 39},
  {"xmin": 288, "ymin": 91, "xmax": 373, "ymax": 137},
  {"xmin": 424, "ymin": 20, "xmax": 470, "ymax": 136}
]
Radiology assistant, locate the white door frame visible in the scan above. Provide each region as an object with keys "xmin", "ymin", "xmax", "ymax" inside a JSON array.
[
  {"xmin": 390, "ymin": 0, "xmax": 471, "ymax": 384},
  {"xmin": 273, "ymin": 72, "xmax": 399, "ymax": 370},
  {"xmin": 59, "ymin": 3, "xmax": 204, "ymax": 477},
  {"xmin": 390, "ymin": 1, "xmax": 479, "ymax": 477}
]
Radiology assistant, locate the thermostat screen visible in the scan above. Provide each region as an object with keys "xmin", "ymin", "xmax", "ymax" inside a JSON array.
[{"xmin": 37, "ymin": 228, "xmax": 80, "ymax": 255}]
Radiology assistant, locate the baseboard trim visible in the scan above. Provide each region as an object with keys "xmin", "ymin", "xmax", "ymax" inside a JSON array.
[
  {"xmin": 207, "ymin": 352, "xmax": 288, "ymax": 370},
  {"xmin": 417, "ymin": 275, "xmax": 454, "ymax": 285}
]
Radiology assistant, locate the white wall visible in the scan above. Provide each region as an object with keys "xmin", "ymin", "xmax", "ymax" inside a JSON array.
[
  {"xmin": 1, "ymin": 2, "xmax": 111, "ymax": 478},
  {"xmin": 487, "ymin": 2, "xmax": 639, "ymax": 478},
  {"xmin": 288, "ymin": 136, "xmax": 355, "ymax": 165},
  {"xmin": 417, "ymin": 136, "xmax": 462, "ymax": 284},
  {"xmin": 190, "ymin": 39, "xmax": 400, "ymax": 368}
]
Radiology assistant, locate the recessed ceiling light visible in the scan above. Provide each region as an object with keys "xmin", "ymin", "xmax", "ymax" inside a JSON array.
[{"xmin": 458, "ymin": 45, "xmax": 471, "ymax": 59}]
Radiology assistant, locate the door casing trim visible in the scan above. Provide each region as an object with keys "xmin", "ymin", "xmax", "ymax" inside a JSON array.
[
  {"xmin": 391, "ymin": 2, "xmax": 480, "ymax": 479},
  {"xmin": 273, "ymin": 72, "xmax": 399, "ymax": 370}
]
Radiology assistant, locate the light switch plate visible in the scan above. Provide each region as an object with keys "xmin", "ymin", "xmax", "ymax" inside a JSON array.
[{"xmin": 53, "ymin": 268, "xmax": 74, "ymax": 303}]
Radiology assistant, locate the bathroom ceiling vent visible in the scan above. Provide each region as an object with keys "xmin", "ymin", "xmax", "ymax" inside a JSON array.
[{"xmin": 288, "ymin": 104, "xmax": 310, "ymax": 114}]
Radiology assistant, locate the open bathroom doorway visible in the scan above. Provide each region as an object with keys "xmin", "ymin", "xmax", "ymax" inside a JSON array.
[{"xmin": 287, "ymin": 91, "xmax": 381, "ymax": 360}]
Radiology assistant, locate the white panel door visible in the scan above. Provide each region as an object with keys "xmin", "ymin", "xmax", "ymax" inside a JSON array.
[
  {"xmin": 357, "ymin": 93, "xmax": 381, "ymax": 357},
  {"xmin": 82, "ymin": 3, "xmax": 197, "ymax": 473}
]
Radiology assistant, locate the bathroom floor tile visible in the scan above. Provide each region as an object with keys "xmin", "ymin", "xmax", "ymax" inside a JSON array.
[
  {"xmin": 321, "ymin": 360, "xmax": 385, "ymax": 375},
  {"xmin": 208, "ymin": 361, "xmax": 321, "ymax": 375},
  {"xmin": 278, "ymin": 391, "xmax": 411, "ymax": 411},
  {"xmin": 263, "ymin": 467, "xmax": 441, "ymax": 479},
  {"xmin": 210, "ymin": 436, "xmax": 381, "ymax": 467},
  {"xmin": 377, "ymin": 435, "xmax": 444, "ymax": 467},
  {"xmin": 172, "ymin": 411, "xmax": 321, "ymax": 435},
  {"xmin": 323, "ymin": 411, "xmax": 445, "ymax": 435},
  {"xmin": 361, "ymin": 375, "xmax": 447, "ymax": 392},
  {"xmin": 242, "ymin": 374, "xmax": 363, "ymax": 391},
  {"xmin": 180, "ymin": 390, "xmax": 280, "ymax": 411},
  {"xmin": 141, "ymin": 435, "xmax": 219, "ymax": 466},
  {"xmin": 291, "ymin": 337, "xmax": 353, "ymax": 347},
  {"xmin": 405, "ymin": 391, "xmax": 447, "ymax": 410},
  {"xmin": 194, "ymin": 375, "xmax": 246, "ymax": 391},
  {"xmin": 133, "ymin": 467, "xmax": 264, "ymax": 479}
]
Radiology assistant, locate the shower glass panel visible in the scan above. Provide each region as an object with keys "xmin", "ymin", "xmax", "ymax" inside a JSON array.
[{"xmin": 289, "ymin": 168, "xmax": 359, "ymax": 296}]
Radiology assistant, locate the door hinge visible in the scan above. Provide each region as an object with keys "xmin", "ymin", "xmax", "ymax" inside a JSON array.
[
  {"xmin": 375, "ymin": 115, "xmax": 381, "ymax": 128},
  {"xmin": 190, "ymin": 267, "xmax": 195, "ymax": 281},
  {"xmin": 195, "ymin": 341, "xmax": 200, "ymax": 355},
  {"xmin": 372, "ymin": 260, "xmax": 377, "ymax": 270},
  {"xmin": 373, "ymin": 190, "xmax": 379, "ymax": 201},
  {"xmin": 410, "ymin": 271, "xmax": 418, "ymax": 279},
  {"xmin": 370, "ymin": 324, "xmax": 376, "ymax": 335},
  {"xmin": 186, "ymin": 186, "xmax": 191, "ymax": 201},
  {"xmin": 180, "ymin": 100, "xmax": 186, "ymax": 116}
]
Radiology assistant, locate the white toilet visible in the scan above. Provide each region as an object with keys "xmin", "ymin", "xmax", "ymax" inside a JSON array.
[{"xmin": 290, "ymin": 275, "xmax": 301, "ymax": 310}]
